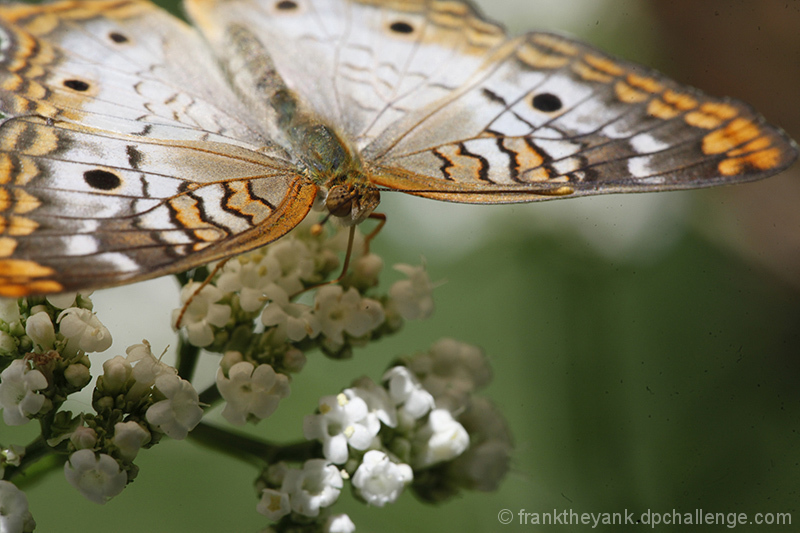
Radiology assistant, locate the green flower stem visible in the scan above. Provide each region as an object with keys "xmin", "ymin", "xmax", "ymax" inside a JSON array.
[
  {"xmin": 5, "ymin": 435, "xmax": 63, "ymax": 486},
  {"xmin": 176, "ymin": 334, "xmax": 200, "ymax": 381},
  {"xmin": 187, "ymin": 421, "xmax": 319, "ymax": 466}
]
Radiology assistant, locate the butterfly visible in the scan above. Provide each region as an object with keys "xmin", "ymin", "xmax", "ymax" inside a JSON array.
[{"xmin": 0, "ymin": 0, "xmax": 796, "ymax": 297}]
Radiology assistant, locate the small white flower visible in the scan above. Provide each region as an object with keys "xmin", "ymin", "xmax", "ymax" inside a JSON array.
[
  {"xmin": 24, "ymin": 311, "xmax": 55, "ymax": 351},
  {"xmin": 283, "ymin": 348, "xmax": 307, "ymax": 373},
  {"xmin": 314, "ymin": 285, "xmax": 384, "ymax": 345},
  {"xmin": 172, "ymin": 283, "xmax": 231, "ymax": 347},
  {"xmin": 261, "ymin": 284, "xmax": 320, "ymax": 342},
  {"xmin": 407, "ymin": 338, "xmax": 491, "ymax": 411},
  {"xmin": 216, "ymin": 362, "xmax": 290, "ymax": 426},
  {"xmin": 383, "ymin": 366, "xmax": 434, "ymax": 421},
  {"xmin": 0, "ymin": 359, "xmax": 48, "ymax": 426},
  {"xmin": 413, "ymin": 409, "xmax": 470, "ymax": 469},
  {"xmin": 57, "ymin": 307, "xmax": 113, "ymax": 353},
  {"xmin": 0, "ymin": 480, "xmax": 35, "ymax": 533},
  {"xmin": 1, "ymin": 445, "xmax": 24, "ymax": 469},
  {"xmin": 99, "ymin": 355, "xmax": 131, "ymax": 395},
  {"xmin": 0, "ymin": 299, "xmax": 20, "ymax": 324},
  {"xmin": 0, "ymin": 445, "xmax": 24, "ymax": 482},
  {"xmin": 0, "ymin": 331, "xmax": 17, "ymax": 357},
  {"xmin": 265, "ymin": 461, "xmax": 290, "ymax": 486},
  {"xmin": 266, "ymin": 239, "xmax": 315, "ymax": 295},
  {"xmin": 216, "ymin": 253, "xmax": 279, "ymax": 312},
  {"xmin": 256, "ymin": 488, "xmax": 291, "ymax": 521},
  {"xmin": 282, "ymin": 459, "xmax": 343, "ymax": 517},
  {"xmin": 64, "ymin": 450, "xmax": 127, "ymax": 504},
  {"xmin": 325, "ymin": 513, "xmax": 356, "ymax": 533},
  {"xmin": 112, "ymin": 421, "xmax": 150, "ymax": 461},
  {"xmin": 448, "ymin": 397, "xmax": 512, "ymax": 492},
  {"xmin": 351, "ymin": 253, "xmax": 384, "ymax": 288},
  {"xmin": 303, "ymin": 393, "xmax": 377, "ymax": 464},
  {"xmin": 219, "ymin": 350, "xmax": 244, "ymax": 375},
  {"xmin": 388, "ymin": 263, "xmax": 434, "ymax": 320},
  {"xmin": 146, "ymin": 374, "xmax": 203, "ymax": 440},
  {"xmin": 352, "ymin": 450, "xmax": 413, "ymax": 507},
  {"xmin": 125, "ymin": 342, "xmax": 177, "ymax": 400},
  {"xmin": 69, "ymin": 426, "xmax": 98, "ymax": 450},
  {"xmin": 349, "ymin": 376, "xmax": 397, "ymax": 429},
  {"xmin": 63, "ymin": 362, "xmax": 91, "ymax": 389},
  {"xmin": 46, "ymin": 292, "xmax": 79, "ymax": 309}
]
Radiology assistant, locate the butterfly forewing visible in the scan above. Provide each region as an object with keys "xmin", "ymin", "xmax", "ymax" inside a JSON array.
[
  {"xmin": 368, "ymin": 31, "xmax": 798, "ymax": 202},
  {"xmin": 0, "ymin": 0, "xmax": 316, "ymax": 296}
]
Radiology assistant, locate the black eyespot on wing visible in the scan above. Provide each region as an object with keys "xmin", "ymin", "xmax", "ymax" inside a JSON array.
[
  {"xmin": 532, "ymin": 93, "xmax": 563, "ymax": 112},
  {"xmin": 63, "ymin": 79, "xmax": 90, "ymax": 92},
  {"xmin": 84, "ymin": 169, "xmax": 121, "ymax": 191},
  {"xmin": 109, "ymin": 32, "xmax": 129, "ymax": 43},
  {"xmin": 276, "ymin": 0, "xmax": 298, "ymax": 10},
  {"xmin": 389, "ymin": 21, "xmax": 415, "ymax": 34}
]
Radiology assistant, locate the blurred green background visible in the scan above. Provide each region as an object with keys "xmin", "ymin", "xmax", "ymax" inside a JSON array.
[{"xmin": 3, "ymin": 1, "xmax": 799, "ymax": 532}]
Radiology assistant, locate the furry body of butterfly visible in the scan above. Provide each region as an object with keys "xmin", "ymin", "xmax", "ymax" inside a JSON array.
[{"xmin": 0, "ymin": 0, "xmax": 795, "ymax": 296}]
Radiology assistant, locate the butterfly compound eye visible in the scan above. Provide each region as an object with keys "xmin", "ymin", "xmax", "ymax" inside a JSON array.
[{"xmin": 326, "ymin": 185, "xmax": 354, "ymax": 218}]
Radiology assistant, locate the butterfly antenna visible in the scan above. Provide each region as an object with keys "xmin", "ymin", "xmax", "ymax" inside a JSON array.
[{"xmin": 174, "ymin": 257, "xmax": 232, "ymax": 329}]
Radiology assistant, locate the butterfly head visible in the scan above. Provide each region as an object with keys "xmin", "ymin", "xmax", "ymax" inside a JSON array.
[{"xmin": 324, "ymin": 182, "xmax": 380, "ymax": 226}]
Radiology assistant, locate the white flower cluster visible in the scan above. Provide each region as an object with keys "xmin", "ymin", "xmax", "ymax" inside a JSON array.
[
  {"xmin": 97, "ymin": 342, "xmax": 203, "ymax": 440},
  {"xmin": 0, "ymin": 224, "xmax": 512, "ymax": 533},
  {"xmin": 171, "ymin": 223, "xmax": 434, "ymax": 359},
  {"xmin": 256, "ymin": 338, "xmax": 511, "ymax": 527},
  {"xmin": 0, "ymin": 294, "xmax": 107, "ymax": 427},
  {"xmin": 54, "ymin": 341, "xmax": 204, "ymax": 505},
  {"xmin": 1, "ymin": 326, "xmax": 203, "ymax": 512}
]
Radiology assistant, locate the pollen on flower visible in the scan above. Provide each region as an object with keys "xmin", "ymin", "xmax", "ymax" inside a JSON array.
[{"xmin": 304, "ymin": 393, "xmax": 377, "ymax": 464}]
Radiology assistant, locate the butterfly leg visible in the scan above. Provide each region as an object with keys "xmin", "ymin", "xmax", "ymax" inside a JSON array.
[
  {"xmin": 363, "ymin": 212, "xmax": 387, "ymax": 255},
  {"xmin": 286, "ymin": 212, "xmax": 386, "ymax": 300}
]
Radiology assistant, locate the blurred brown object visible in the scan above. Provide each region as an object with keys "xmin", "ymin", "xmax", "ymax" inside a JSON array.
[{"xmin": 651, "ymin": 0, "xmax": 800, "ymax": 290}]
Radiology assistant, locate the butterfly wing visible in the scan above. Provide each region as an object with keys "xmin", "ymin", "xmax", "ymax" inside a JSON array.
[
  {"xmin": 187, "ymin": 0, "xmax": 797, "ymax": 203},
  {"xmin": 0, "ymin": 1, "xmax": 316, "ymax": 296}
]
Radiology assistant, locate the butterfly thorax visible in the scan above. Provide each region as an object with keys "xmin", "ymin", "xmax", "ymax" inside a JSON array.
[
  {"xmin": 272, "ymin": 88, "xmax": 380, "ymax": 226},
  {"xmin": 205, "ymin": 21, "xmax": 380, "ymax": 226}
]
